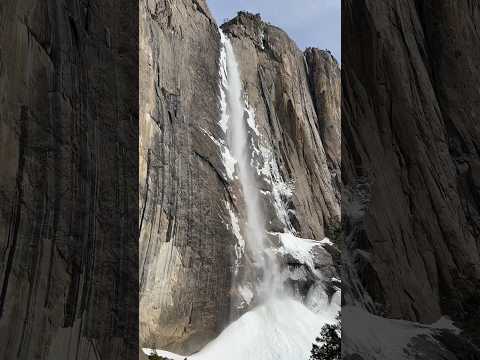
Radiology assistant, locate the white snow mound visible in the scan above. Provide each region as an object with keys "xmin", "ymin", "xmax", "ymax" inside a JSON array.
[{"xmin": 144, "ymin": 297, "xmax": 339, "ymax": 360}]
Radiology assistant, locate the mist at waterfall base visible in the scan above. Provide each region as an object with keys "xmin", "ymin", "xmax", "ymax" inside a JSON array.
[{"xmin": 144, "ymin": 30, "xmax": 339, "ymax": 360}]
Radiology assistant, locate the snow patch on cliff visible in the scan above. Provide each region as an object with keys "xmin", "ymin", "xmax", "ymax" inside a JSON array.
[
  {"xmin": 258, "ymin": 145, "xmax": 296, "ymax": 232},
  {"xmin": 221, "ymin": 146, "xmax": 236, "ymax": 180},
  {"xmin": 245, "ymin": 101, "xmax": 260, "ymax": 136},
  {"xmin": 225, "ymin": 201, "xmax": 244, "ymax": 272},
  {"xmin": 239, "ymin": 285, "xmax": 254, "ymax": 305},
  {"xmin": 200, "ymin": 128, "xmax": 236, "ymax": 180},
  {"xmin": 276, "ymin": 232, "xmax": 331, "ymax": 277}
]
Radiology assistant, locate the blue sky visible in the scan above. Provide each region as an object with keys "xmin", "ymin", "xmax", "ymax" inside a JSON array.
[{"xmin": 207, "ymin": 0, "xmax": 341, "ymax": 61}]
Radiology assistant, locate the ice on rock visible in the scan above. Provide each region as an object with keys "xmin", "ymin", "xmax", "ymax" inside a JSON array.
[
  {"xmin": 225, "ymin": 201, "xmax": 245, "ymax": 273},
  {"xmin": 276, "ymin": 233, "xmax": 329, "ymax": 277},
  {"xmin": 239, "ymin": 285, "xmax": 254, "ymax": 305},
  {"xmin": 245, "ymin": 101, "xmax": 260, "ymax": 136},
  {"xmin": 257, "ymin": 146, "xmax": 296, "ymax": 232},
  {"xmin": 200, "ymin": 127, "xmax": 236, "ymax": 180}
]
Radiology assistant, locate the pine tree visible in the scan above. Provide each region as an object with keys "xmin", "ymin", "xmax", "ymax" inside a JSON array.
[{"xmin": 310, "ymin": 313, "xmax": 341, "ymax": 360}]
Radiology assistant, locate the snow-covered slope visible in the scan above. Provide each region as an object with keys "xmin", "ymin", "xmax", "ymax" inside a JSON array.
[
  {"xmin": 342, "ymin": 306, "xmax": 461, "ymax": 360},
  {"xmin": 145, "ymin": 297, "xmax": 339, "ymax": 360}
]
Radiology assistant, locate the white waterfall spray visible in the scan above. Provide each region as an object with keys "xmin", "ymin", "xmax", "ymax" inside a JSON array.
[
  {"xmin": 219, "ymin": 30, "xmax": 280, "ymax": 296},
  {"xmin": 221, "ymin": 31, "xmax": 265, "ymax": 260}
]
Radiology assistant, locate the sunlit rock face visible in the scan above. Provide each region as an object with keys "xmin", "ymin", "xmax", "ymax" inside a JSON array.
[
  {"xmin": 139, "ymin": 0, "xmax": 233, "ymax": 354},
  {"xmin": 140, "ymin": 2, "xmax": 341, "ymax": 356}
]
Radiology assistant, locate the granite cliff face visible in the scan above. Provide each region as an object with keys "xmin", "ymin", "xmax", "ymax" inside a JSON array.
[
  {"xmin": 139, "ymin": 0, "xmax": 233, "ymax": 354},
  {"xmin": 221, "ymin": 13, "xmax": 340, "ymax": 238},
  {"xmin": 305, "ymin": 47, "xmax": 341, "ymax": 189},
  {"xmin": 139, "ymin": 3, "xmax": 340, "ymax": 355},
  {"xmin": 342, "ymin": 0, "xmax": 480, "ymax": 354},
  {"xmin": 0, "ymin": 1, "xmax": 138, "ymax": 359}
]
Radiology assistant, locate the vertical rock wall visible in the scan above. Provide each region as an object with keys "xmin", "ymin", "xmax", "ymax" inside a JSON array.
[
  {"xmin": 306, "ymin": 48, "xmax": 341, "ymax": 189},
  {"xmin": 0, "ymin": 1, "xmax": 138, "ymax": 359},
  {"xmin": 343, "ymin": 0, "xmax": 480, "ymax": 333},
  {"xmin": 139, "ymin": 0, "xmax": 235, "ymax": 354}
]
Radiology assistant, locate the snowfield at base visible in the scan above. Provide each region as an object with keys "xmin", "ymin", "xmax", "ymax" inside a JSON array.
[{"xmin": 144, "ymin": 297, "xmax": 339, "ymax": 360}]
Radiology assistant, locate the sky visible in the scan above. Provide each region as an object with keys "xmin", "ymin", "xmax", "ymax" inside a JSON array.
[{"xmin": 207, "ymin": 0, "xmax": 341, "ymax": 61}]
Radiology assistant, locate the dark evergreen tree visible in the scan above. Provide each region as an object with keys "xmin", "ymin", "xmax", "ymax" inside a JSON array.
[
  {"xmin": 148, "ymin": 354, "xmax": 164, "ymax": 360},
  {"xmin": 148, "ymin": 354, "xmax": 182, "ymax": 360},
  {"xmin": 310, "ymin": 313, "xmax": 341, "ymax": 360}
]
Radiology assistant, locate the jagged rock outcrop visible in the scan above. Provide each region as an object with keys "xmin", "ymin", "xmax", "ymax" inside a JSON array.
[
  {"xmin": 140, "ymin": 4, "xmax": 341, "ymax": 356},
  {"xmin": 343, "ymin": 0, "xmax": 480, "ymax": 352},
  {"xmin": 0, "ymin": 1, "xmax": 138, "ymax": 359}
]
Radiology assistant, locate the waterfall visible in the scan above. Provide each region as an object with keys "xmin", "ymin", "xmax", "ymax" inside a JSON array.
[
  {"xmin": 221, "ymin": 31, "xmax": 265, "ymax": 260},
  {"xmin": 219, "ymin": 30, "xmax": 279, "ymax": 296}
]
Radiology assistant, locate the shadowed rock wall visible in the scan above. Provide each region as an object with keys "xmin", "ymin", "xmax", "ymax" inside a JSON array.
[
  {"xmin": 343, "ymin": 0, "xmax": 480, "ymax": 334},
  {"xmin": 0, "ymin": 1, "xmax": 138, "ymax": 359}
]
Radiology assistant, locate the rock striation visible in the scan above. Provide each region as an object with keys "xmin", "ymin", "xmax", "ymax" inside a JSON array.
[
  {"xmin": 139, "ymin": 4, "xmax": 341, "ymax": 355},
  {"xmin": 305, "ymin": 47, "xmax": 341, "ymax": 190},
  {"xmin": 0, "ymin": 1, "xmax": 138, "ymax": 359},
  {"xmin": 139, "ymin": 0, "xmax": 233, "ymax": 354},
  {"xmin": 342, "ymin": 0, "xmax": 480, "ymax": 353}
]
